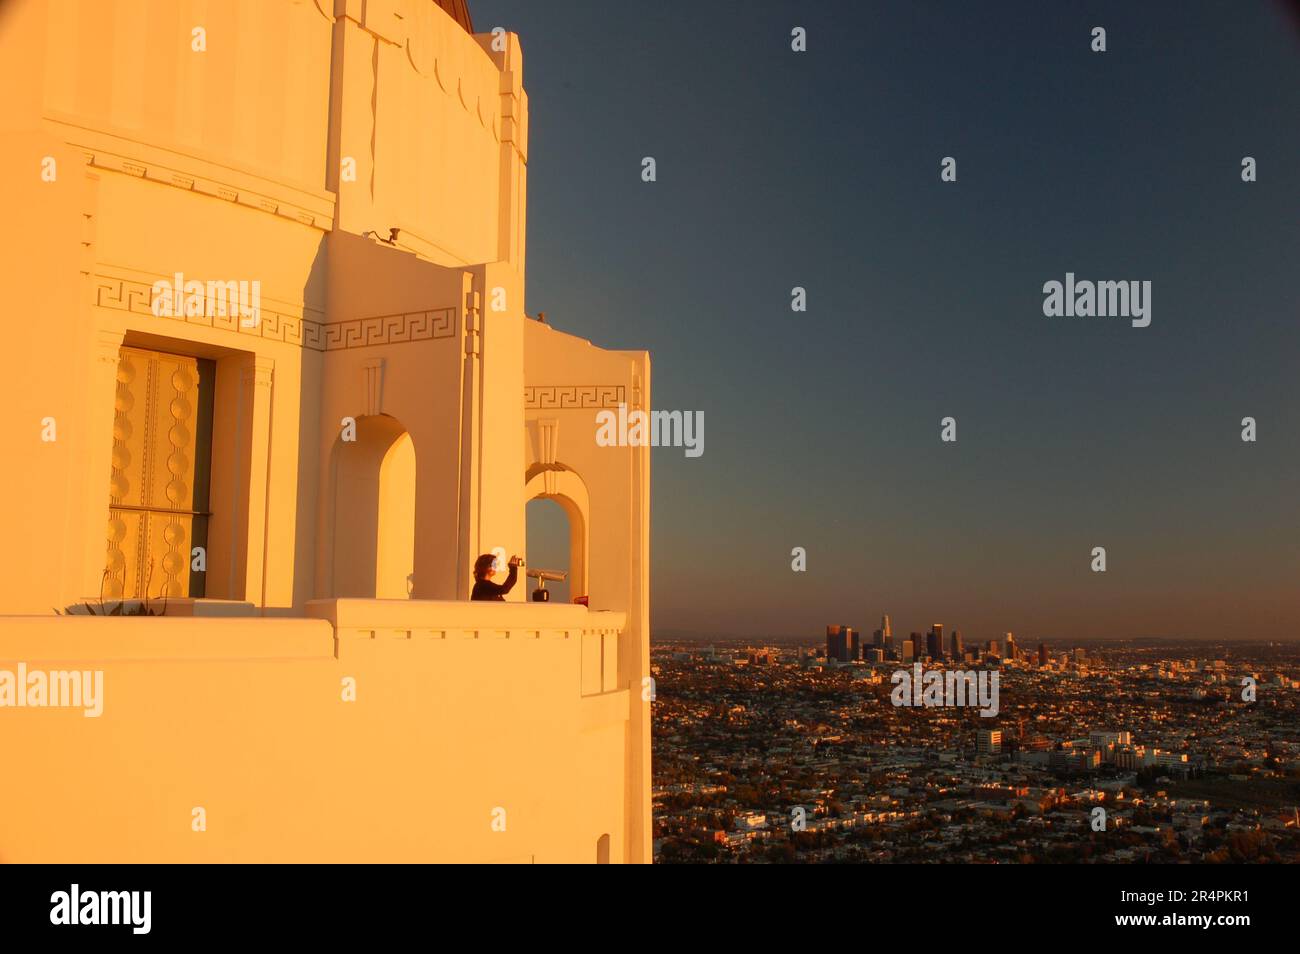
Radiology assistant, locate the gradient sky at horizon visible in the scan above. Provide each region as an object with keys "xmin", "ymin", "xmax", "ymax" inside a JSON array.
[{"xmin": 479, "ymin": 0, "xmax": 1300, "ymax": 642}]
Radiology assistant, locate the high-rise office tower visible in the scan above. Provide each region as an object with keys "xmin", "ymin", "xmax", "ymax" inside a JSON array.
[
  {"xmin": 880, "ymin": 615, "xmax": 894, "ymax": 655},
  {"xmin": 826, "ymin": 625, "xmax": 850, "ymax": 663},
  {"xmin": 977, "ymin": 729, "xmax": 1003, "ymax": 755},
  {"xmin": 988, "ymin": 639, "xmax": 1000, "ymax": 657},
  {"xmin": 872, "ymin": 628, "xmax": 883, "ymax": 647},
  {"xmin": 928, "ymin": 624, "xmax": 944, "ymax": 660},
  {"xmin": 951, "ymin": 630, "xmax": 963, "ymax": 659},
  {"xmin": 849, "ymin": 627, "xmax": 861, "ymax": 661},
  {"xmin": 910, "ymin": 632, "xmax": 924, "ymax": 660},
  {"xmin": 1038, "ymin": 642, "xmax": 1049, "ymax": 666},
  {"xmin": 1005, "ymin": 633, "xmax": 1017, "ymax": 661}
]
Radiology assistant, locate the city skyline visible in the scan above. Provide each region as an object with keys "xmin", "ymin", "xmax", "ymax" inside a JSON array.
[{"xmin": 658, "ymin": 616, "xmax": 1300, "ymax": 646}]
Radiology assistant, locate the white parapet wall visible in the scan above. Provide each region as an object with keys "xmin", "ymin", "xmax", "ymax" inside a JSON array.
[{"xmin": 0, "ymin": 600, "xmax": 630, "ymax": 862}]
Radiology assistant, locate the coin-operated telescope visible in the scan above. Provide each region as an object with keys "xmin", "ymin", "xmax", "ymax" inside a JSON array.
[{"xmin": 527, "ymin": 567, "xmax": 566, "ymax": 602}]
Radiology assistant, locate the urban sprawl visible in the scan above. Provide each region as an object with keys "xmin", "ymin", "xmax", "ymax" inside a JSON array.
[{"xmin": 652, "ymin": 620, "xmax": 1300, "ymax": 863}]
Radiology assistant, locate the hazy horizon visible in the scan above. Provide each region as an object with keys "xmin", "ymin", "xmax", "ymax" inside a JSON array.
[{"xmin": 652, "ymin": 628, "xmax": 1300, "ymax": 646}]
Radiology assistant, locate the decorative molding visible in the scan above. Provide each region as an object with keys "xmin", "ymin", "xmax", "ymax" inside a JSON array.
[
  {"xmin": 105, "ymin": 349, "xmax": 134, "ymax": 598},
  {"xmin": 535, "ymin": 418, "xmax": 559, "ymax": 495},
  {"xmin": 524, "ymin": 386, "xmax": 626, "ymax": 409},
  {"xmin": 95, "ymin": 276, "xmax": 323, "ymax": 348},
  {"xmin": 319, "ymin": 309, "xmax": 456, "ymax": 350},
  {"xmin": 82, "ymin": 148, "xmax": 331, "ymax": 230},
  {"xmin": 336, "ymin": 626, "xmax": 585, "ymax": 642},
  {"xmin": 159, "ymin": 357, "xmax": 196, "ymax": 597},
  {"xmin": 94, "ymin": 275, "xmax": 456, "ymax": 352},
  {"xmin": 363, "ymin": 359, "xmax": 386, "ymax": 416},
  {"xmin": 464, "ymin": 289, "xmax": 481, "ymax": 356},
  {"xmin": 95, "ymin": 328, "xmax": 125, "ymax": 365},
  {"xmin": 401, "ymin": 20, "xmax": 503, "ymax": 141},
  {"xmin": 306, "ymin": 0, "xmax": 335, "ymax": 23},
  {"xmin": 241, "ymin": 356, "xmax": 274, "ymax": 389},
  {"xmin": 536, "ymin": 419, "xmax": 559, "ymax": 466}
]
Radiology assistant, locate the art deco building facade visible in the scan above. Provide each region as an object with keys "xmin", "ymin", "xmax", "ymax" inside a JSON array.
[{"xmin": 0, "ymin": 0, "xmax": 651, "ymax": 863}]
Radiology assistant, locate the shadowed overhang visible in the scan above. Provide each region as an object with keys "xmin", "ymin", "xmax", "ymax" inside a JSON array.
[{"xmin": 435, "ymin": 0, "xmax": 473, "ymax": 33}]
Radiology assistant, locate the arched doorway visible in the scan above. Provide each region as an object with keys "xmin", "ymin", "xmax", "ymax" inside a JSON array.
[
  {"xmin": 526, "ymin": 497, "xmax": 571, "ymax": 603},
  {"xmin": 523, "ymin": 467, "xmax": 589, "ymax": 604},
  {"xmin": 331, "ymin": 414, "xmax": 416, "ymax": 598}
]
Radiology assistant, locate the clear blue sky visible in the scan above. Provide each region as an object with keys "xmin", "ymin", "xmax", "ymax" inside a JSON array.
[{"xmin": 481, "ymin": 0, "xmax": 1300, "ymax": 642}]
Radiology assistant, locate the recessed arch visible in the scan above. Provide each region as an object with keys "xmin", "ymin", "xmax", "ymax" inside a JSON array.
[
  {"xmin": 331, "ymin": 414, "xmax": 416, "ymax": 598},
  {"xmin": 524, "ymin": 466, "xmax": 590, "ymax": 602}
]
